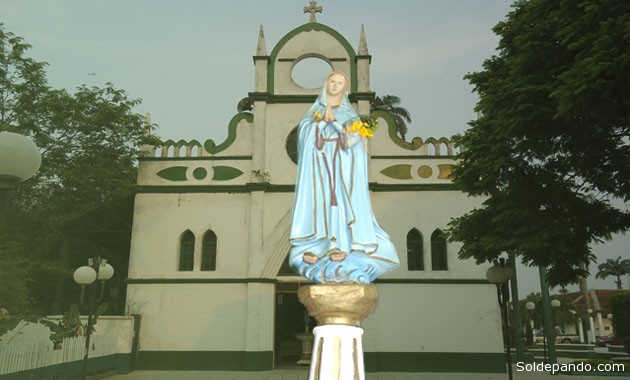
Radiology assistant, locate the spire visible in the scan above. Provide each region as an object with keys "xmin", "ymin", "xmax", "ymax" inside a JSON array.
[
  {"xmin": 303, "ymin": 1, "xmax": 322, "ymax": 23},
  {"xmin": 256, "ymin": 25, "xmax": 267, "ymax": 56},
  {"xmin": 358, "ymin": 24, "xmax": 369, "ymax": 55},
  {"xmin": 143, "ymin": 112, "xmax": 151, "ymax": 137}
]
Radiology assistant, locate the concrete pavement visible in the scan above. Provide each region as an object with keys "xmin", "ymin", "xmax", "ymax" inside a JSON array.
[{"xmin": 106, "ymin": 368, "xmax": 629, "ymax": 380}]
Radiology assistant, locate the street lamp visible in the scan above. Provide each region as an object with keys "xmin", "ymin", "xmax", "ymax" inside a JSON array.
[
  {"xmin": 0, "ymin": 132, "xmax": 42, "ymax": 222},
  {"xmin": 569, "ymin": 309, "xmax": 584, "ymax": 343},
  {"xmin": 73, "ymin": 257, "xmax": 114, "ymax": 380},
  {"xmin": 587, "ymin": 308, "xmax": 596, "ymax": 343},
  {"xmin": 525, "ymin": 301, "xmax": 535, "ymax": 345},
  {"xmin": 486, "ymin": 258, "xmax": 514, "ymax": 380},
  {"xmin": 551, "ymin": 299, "xmax": 561, "ymax": 334}
]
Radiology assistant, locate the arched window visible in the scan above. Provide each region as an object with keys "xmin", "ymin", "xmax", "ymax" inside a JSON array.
[
  {"xmin": 179, "ymin": 230, "xmax": 195, "ymax": 271},
  {"xmin": 201, "ymin": 230, "xmax": 217, "ymax": 271},
  {"xmin": 431, "ymin": 229, "xmax": 448, "ymax": 271},
  {"xmin": 407, "ymin": 228, "xmax": 424, "ymax": 271}
]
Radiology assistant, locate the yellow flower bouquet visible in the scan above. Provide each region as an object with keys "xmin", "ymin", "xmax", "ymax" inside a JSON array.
[{"xmin": 348, "ymin": 116, "xmax": 378, "ymax": 138}]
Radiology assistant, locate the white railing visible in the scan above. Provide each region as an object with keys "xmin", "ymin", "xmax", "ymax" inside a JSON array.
[{"xmin": 0, "ymin": 334, "xmax": 116, "ymax": 375}]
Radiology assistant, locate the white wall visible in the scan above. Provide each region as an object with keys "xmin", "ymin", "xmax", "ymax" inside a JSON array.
[
  {"xmin": 127, "ymin": 283, "xmax": 249, "ymax": 351},
  {"xmin": 363, "ymin": 284, "xmax": 503, "ymax": 353}
]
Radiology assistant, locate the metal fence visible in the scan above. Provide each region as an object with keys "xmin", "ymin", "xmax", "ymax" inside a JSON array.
[{"xmin": 0, "ymin": 334, "xmax": 116, "ymax": 378}]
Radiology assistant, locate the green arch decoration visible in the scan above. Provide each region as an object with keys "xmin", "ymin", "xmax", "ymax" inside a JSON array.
[
  {"xmin": 371, "ymin": 110, "xmax": 425, "ymax": 151},
  {"xmin": 192, "ymin": 167, "xmax": 208, "ymax": 180},
  {"xmin": 268, "ymin": 23, "xmax": 358, "ymax": 94},
  {"xmin": 381, "ymin": 164, "xmax": 413, "ymax": 180},
  {"xmin": 157, "ymin": 166, "xmax": 188, "ymax": 181},
  {"xmin": 417, "ymin": 165, "xmax": 433, "ymax": 178},
  {"xmin": 204, "ymin": 113, "xmax": 254, "ymax": 154},
  {"xmin": 212, "ymin": 166, "xmax": 244, "ymax": 181}
]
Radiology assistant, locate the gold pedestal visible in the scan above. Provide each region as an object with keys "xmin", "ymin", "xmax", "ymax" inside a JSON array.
[{"xmin": 298, "ymin": 284, "xmax": 378, "ymax": 380}]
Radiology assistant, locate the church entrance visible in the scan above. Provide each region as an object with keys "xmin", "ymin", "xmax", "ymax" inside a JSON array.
[{"xmin": 274, "ymin": 282, "xmax": 315, "ymax": 368}]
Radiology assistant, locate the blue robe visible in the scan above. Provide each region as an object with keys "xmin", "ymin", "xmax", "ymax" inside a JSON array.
[{"xmin": 289, "ymin": 89, "xmax": 399, "ymax": 283}]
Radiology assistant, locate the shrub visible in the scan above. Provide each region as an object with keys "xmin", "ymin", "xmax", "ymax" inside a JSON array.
[{"xmin": 610, "ymin": 291, "xmax": 630, "ymax": 356}]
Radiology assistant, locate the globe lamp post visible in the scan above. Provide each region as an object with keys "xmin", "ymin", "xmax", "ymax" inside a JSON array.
[
  {"xmin": 73, "ymin": 257, "xmax": 114, "ymax": 380},
  {"xmin": 486, "ymin": 258, "xmax": 514, "ymax": 380},
  {"xmin": 0, "ymin": 132, "xmax": 42, "ymax": 223}
]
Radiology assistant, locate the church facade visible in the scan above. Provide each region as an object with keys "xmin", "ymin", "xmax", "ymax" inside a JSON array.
[{"xmin": 125, "ymin": 13, "xmax": 505, "ymax": 372}]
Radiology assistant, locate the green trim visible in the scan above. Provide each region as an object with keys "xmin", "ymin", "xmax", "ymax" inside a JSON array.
[
  {"xmin": 192, "ymin": 167, "xmax": 208, "ymax": 180},
  {"xmin": 136, "ymin": 184, "xmax": 290, "ymax": 193},
  {"xmin": 374, "ymin": 278, "xmax": 489, "ymax": 285},
  {"xmin": 372, "ymin": 110, "xmax": 424, "ymax": 151},
  {"xmin": 204, "ymin": 113, "xmax": 253, "ymax": 154},
  {"xmin": 267, "ymin": 95, "xmax": 318, "ymax": 104},
  {"xmin": 437, "ymin": 164, "xmax": 454, "ymax": 180},
  {"xmin": 135, "ymin": 351, "xmax": 502, "ymax": 373},
  {"xmin": 364, "ymin": 352, "xmax": 505, "ymax": 373},
  {"xmin": 126, "ymin": 278, "xmax": 486, "ymax": 285},
  {"xmin": 126, "ymin": 278, "xmax": 277, "ymax": 284},
  {"xmin": 136, "ymin": 183, "xmax": 458, "ymax": 193},
  {"xmin": 137, "ymin": 351, "xmax": 273, "ymax": 371},
  {"xmin": 159, "ymin": 138, "xmax": 203, "ymax": 147},
  {"xmin": 247, "ymin": 93, "xmax": 372, "ymax": 104},
  {"xmin": 156, "ymin": 166, "xmax": 188, "ymax": 181},
  {"xmin": 371, "ymin": 111, "xmax": 457, "ymax": 152},
  {"xmin": 353, "ymin": 92, "xmax": 376, "ymax": 101},
  {"xmin": 248, "ymin": 91, "xmax": 271, "ymax": 101},
  {"xmin": 369, "ymin": 183, "xmax": 459, "ymax": 192},
  {"xmin": 140, "ymin": 155, "xmax": 252, "ymax": 161},
  {"xmin": 268, "ymin": 23, "xmax": 357, "ymax": 94},
  {"xmin": 418, "ymin": 165, "xmax": 433, "ymax": 178},
  {"xmin": 252, "ymin": 55, "xmax": 269, "ymax": 62},
  {"xmin": 211, "ymin": 166, "xmax": 244, "ymax": 181},
  {"xmin": 356, "ymin": 54, "xmax": 372, "ymax": 64},
  {"xmin": 372, "ymin": 155, "xmax": 456, "ymax": 160},
  {"xmin": 380, "ymin": 164, "xmax": 413, "ymax": 180},
  {"xmin": 0, "ymin": 353, "xmax": 133, "ymax": 380}
]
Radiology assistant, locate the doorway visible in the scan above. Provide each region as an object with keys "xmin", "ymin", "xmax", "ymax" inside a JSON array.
[{"xmin": 274, "ymin": 282, "xmax": 315, "ymax": 368}]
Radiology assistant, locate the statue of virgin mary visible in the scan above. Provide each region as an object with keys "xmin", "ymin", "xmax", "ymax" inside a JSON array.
[{"xmin": 289, "ymin": 71, "xmax": 399, "ymax": 284}]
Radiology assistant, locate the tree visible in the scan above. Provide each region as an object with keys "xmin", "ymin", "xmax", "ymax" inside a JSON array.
[
  {"xmin": 372, "ymin": 95, "xmax": 411, "ymax": 140},
  {"xmin": 595, "ymin": 257, "xmax": 630, "ymax": 290},
  {"xmin": 447, "ymin": 0, "xmax": 630, "ymax": 287},
  {"xmin": 0, "ymin": 23, "xmax": 155, "ymax": 315},
  {"xmin": 610, "ymin": 291, "xmax": 630, "ymax": 356}
]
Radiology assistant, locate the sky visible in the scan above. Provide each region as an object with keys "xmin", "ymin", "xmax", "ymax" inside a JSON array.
[{"xmin": 1, "ymin": 0, "xmax": 628, "ymax": 298}]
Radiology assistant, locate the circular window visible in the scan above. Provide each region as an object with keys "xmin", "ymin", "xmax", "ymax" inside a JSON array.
[
  {"xmin": 286, "ymin": 126, "xmax": 298, "ymax": 164},
  {"xmin": 292, "ymin": 57, "xmax": 332, "ymax": 89}
]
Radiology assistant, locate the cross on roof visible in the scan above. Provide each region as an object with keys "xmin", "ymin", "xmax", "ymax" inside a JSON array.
[{"xmin": 303, "ymin": 1, "xmax": 323, "ymax": 23}]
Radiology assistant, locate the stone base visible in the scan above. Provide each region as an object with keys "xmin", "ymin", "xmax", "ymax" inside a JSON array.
[
  {"xmin": 298, "ymin": 284, "xmax": 378, "ymax": 380},
  {"xmin": 297, "ymin": 284, "xmax": 378, "ymax": 327}
]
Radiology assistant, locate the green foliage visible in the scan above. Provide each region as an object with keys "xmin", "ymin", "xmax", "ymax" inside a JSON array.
[
  {"xmin": 0, "ymin": 23, "xmax": 158, "ymax": 315},
  {"xmin": 40, "ymin": 303, "xmax": 108, "ymax": 346},
  {"xmin": 447, "ymin": 0, "xmax": 630, "ymax": 286},
  {"xmin": 0, "ymin": 312, "xmax": 22, "ymax": 338},
  {"xmin": 596, "ymin": 257, "xmax": 630, "ymax": 289},
  {"xmin": 610, "ymin": 291, "xmax": 630, "ymax": 356},
  {"xmin": 372, "ymin": 95, "xmax": 411, "ymax": 140}
]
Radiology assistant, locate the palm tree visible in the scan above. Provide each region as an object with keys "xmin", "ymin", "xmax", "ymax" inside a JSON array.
[
  {"xmin": 372, "ymin": 95, "xmax": 411, "ymax": 140},
  {"xmin": 595, "ymin": 257, "xmax": 630, "ymax": 289}
]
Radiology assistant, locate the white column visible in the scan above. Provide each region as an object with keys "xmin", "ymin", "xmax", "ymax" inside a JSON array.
[
  {"xmin": 309, "ymin": 325, "xmax": 365, "ymax": 380},
  {"xmin": 577, "ymin": 317, "xmax": 584, "ymax": 343},
  {"xmin": 596, "ymin": 312, "xmax": 604, "ymax": 337},
  {"xmin": 588, "ymin": 316, "xmax": 596, "ymax": 343}
]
